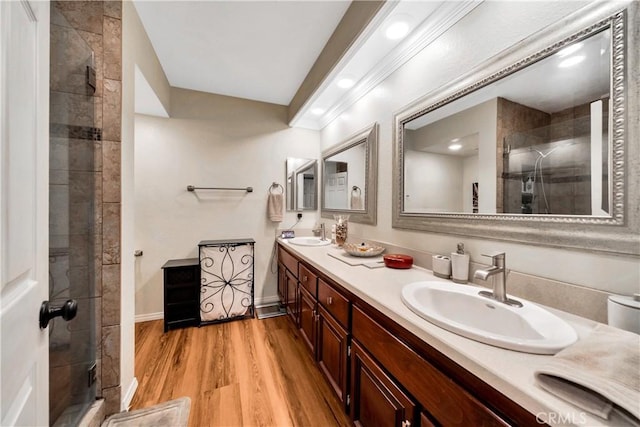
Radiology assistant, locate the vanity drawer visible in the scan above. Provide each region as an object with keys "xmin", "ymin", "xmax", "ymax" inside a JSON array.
[
  {"xmin": 298, "ymin": 263, "xmax": 318, "ymax": 297},
  {"xmin": 279, "ymin": 246, "xmax": 298, "ymax": 277},
  {"xmin": 318, "ymin": 278, "xmax": 349, "ymax": 328},
  {"xmin": 352, "ymin": 305, "xmax": 508, "ymax": 426}
]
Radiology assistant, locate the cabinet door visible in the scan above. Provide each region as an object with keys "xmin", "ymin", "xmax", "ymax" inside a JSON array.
[
  {"xmin": 317, "ymin": 305, "xmax": 349, "ymax": 407},
  {"xmin": 286, "ymin": 270, "xmax": 298, "ymax": 326},
  {"xmin": 350, "ymin": 341, "xmax": 416, "ymax": 427},
  {"xmin": 277, "ymin": 262, "xmax": 287, "ymax": 307},
  {"xmin": 298, "ymin": 286, "xmax": 317, "ymax": 357}
]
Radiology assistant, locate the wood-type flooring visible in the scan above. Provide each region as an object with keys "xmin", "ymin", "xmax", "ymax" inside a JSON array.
[{"xmin": 130, "ymin": 316, "xmax": 351, "ymax": 427}]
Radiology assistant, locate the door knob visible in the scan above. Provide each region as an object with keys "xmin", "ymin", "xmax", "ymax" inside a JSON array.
[{"xmin": 39, "ymin": 299, "xmax": 78, "ymax": 329}]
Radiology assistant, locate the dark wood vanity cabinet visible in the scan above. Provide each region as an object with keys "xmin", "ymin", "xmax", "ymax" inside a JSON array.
[
  {"xmin": 277, "ymin": 262, "xmax": 286, "ymax": 307},
  {"xmin": 350, "ymin": 340, "xmax": 417, "ymax": 427},
  {"xmin": 277, "ymin": 243, "xmax": 535, "ymax": 427},
  {"xmin": 162, "ymin": 258, "xmax": 200, "ymax": 333},
  {"xmin": 298, "ymin": 286, "xmax": 317, "ymax": 355},
  {"xmin": 317, "ymin": 305, "xmax": 349, "ymax": 406}
]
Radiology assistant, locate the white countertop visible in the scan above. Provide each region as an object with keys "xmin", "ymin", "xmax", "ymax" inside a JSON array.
[{"xmin": 278, "ymin": 239, "xmax": 617, "ymax": 427}]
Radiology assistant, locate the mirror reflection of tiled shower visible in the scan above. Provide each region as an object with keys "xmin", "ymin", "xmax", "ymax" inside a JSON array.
[
  {"xmin": 502, "ymin": 98, "xmax": 610, "ymax": 216},
  {"xmin": 49, "ymin": 4, "xmax": 99, "ymax": 425}
]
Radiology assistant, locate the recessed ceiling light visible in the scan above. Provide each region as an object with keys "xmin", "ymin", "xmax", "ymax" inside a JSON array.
[
  {"xmin": 385, "ymin": 21, "xmax": 409, "ymax": 40},
  {"xmin": 558, "ymin": 55, "xmax": 585, "ymax": 68},
  {"xmin": 337, "ymin": 77, "xmax": 355, "ymax": 89},
  {"xmin": 311, "ymin": 108, "xmax": 325, "ymax": 116},
  {"xmin": 556, "ymin": 43, "xmax": 582, "ymax": 57},
  {"xmin": 448, "ymin": 143, "xmax": 462, "ymax": 151}
]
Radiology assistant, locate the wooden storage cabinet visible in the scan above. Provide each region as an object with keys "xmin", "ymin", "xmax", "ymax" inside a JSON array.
[
  {"xmin": 352, "ymin": 305, "xmax": 509, "ymax": 426},
  {"xmin": 317, "ymin": 305, "xmax": 349, "ymax": 406},
  {"xmin": 162, "ymin": 258, "xmax": 200, "ymax": 333},
  {"xmin": 277, "ymin": 243, "xmax": 533, "ymax": 426},
  {"xmin": 350, "ymin": 341, "xmax": 417, "ymax": 427},
  {"xmin": 286, "ymin": 270, "xmax": 298, "ymax": 325},
  {"xmin": 298, "ymin": 286, "xmax": 317, "ymax": 355},
  {"xmin": 277, "ymin": 262, "xmax": 287, "ymax": 307}
]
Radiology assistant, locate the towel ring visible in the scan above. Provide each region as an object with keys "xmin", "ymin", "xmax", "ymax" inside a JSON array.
[
  {"xmin": 269, "ymin": 182, "xmax": 284, "ymax": 194},
  {"xmin": 351, "ymin": 186, "xmax": 361, "ymax": 195}
]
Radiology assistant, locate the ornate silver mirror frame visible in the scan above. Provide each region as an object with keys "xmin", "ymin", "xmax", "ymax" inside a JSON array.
[
  {"xmin": 322, "ymin": 123, "xmax": 378, "ymax": 225},
  {"xmin": 393, "ymin": 2, "xmax": 639, "ymax": 256}
]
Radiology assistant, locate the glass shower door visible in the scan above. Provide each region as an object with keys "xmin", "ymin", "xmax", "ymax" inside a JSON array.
[{"xmin": 49, "ymin": 5, "xmax": 99, "ymax": 425}]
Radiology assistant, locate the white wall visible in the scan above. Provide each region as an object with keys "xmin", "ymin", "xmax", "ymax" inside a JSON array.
[
  {"xmin": 404, "ymin": 151, "xmax": 463, "ymax": 212},
  {"xmin": 121, "ymin": 1, "xmax": 175, "ymax": 407},
  {"xmin": 320, "ymin": 0, "xmax": 639, "ymax": 296},
  {"xmin": 134, "ymin": 88, "xmax": 320, "ymax": 317},
  {"xmin": 406, "ymin": 98, "xmax": 497, "ymax": 212}
]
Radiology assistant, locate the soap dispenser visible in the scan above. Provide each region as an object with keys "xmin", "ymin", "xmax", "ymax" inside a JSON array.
[{"xmin": 451, "ymin": 243, "xmax": 470, "ymax": 284}]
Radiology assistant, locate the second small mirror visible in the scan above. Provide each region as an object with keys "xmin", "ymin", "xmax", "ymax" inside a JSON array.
[
  {"xmin": 286, "ymin": 158, "xmax": 317, "ymax": 211},
  {"xmin": 322, "ymin": 123, "xmax": 378, "ymax": 224}
]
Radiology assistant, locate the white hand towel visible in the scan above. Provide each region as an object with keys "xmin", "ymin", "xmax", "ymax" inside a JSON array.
[
  {"xmin": 268, "ymin": 193, "xmax": 283, "ymax": 222},
  {"xmin": 534, "ymin": 324, "xmax": 640, "ymax": 423},
  {"xmin": 350, "ymin": 194, "xmax": 364, "ymax": 210}
]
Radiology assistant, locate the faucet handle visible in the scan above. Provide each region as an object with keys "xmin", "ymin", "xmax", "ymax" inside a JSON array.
[{"xmin": 481, "ymin": 252, "xmax": 505, "ymax": 266}]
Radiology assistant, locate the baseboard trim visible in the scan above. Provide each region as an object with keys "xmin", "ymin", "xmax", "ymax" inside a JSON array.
[
  {"xmin": 255, "ymin": 295, "xmax": 280, "ymax": 307},
  {"xmin": 135, "ymin": 297, "xmax": 279, "ymax": 323},
  {"xmin": 135, "ymin": 312, "xmax": 163, "ymax": 323},
  {"xmin": 121, "ymin": 377, "xmax": 138, "ymax": 411}
]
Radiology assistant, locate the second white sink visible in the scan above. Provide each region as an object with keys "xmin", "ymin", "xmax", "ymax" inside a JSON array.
[
  {"xmin": 401, "ymin": 281, "xmax": 577, "ymax": 354},
  {"xmin": 286, "ymin": 237, "xmax": 331, "ymax": 247}
]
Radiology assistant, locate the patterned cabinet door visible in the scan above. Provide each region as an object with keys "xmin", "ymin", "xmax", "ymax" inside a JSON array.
[{"xmin": 199, "ymin": 240, "xmax": 255, "ymax": 323}]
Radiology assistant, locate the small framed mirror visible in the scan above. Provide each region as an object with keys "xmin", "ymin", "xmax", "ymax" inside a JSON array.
[
  {"xmin": 286, "ymin": 158, "xmax": 317, "ymax": 211},
  {"xmin": 321, "ymin": 123, "xmax": 378, "ymax": 224}
]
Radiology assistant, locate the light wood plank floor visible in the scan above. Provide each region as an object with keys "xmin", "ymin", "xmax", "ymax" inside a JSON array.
[{"xmin": 130, "ymin": 316, "xmax": 352, "ymax": 427}]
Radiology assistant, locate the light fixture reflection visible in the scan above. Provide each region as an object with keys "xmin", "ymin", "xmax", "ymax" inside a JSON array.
[
  {"xmin": 337, "ymin": 78, "xmax": 355, "ymax": 89},
  {"xmin": 448, "ymin": 143, "xmax": 462, "ymax": 151},
  {"xmin": 558, "ymin": 55, "xmax": 585, "ymax": 68},
  {"xmin": 556, "ymin": 43, "xmax": 582, "ymax": 57},
  {"xmin": 386, "ymin": 21, "xmax": 409, "ymax": 40}
]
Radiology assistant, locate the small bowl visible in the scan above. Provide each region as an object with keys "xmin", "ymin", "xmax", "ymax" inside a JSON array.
[
  {"xmin": 383, "ymin": 254, "xmax": 413, "ymax": 269},
  {"xmin": 343, "ymin": 242, "xmax": 385, "ymax": 258}
]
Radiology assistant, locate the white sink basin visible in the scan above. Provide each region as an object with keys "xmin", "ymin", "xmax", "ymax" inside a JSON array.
[
  {"xmin": 286, "ymin": 237, "xmax": 331, "ymax": 247},
  {"xmin": 401, "ymin": 281, "xmax": 577, "ymax": 354}
]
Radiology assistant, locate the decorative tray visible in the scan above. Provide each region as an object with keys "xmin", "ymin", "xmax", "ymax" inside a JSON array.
[{"xmin": 343, "ymin": 242, "xmax": 385, "ymax": 257}]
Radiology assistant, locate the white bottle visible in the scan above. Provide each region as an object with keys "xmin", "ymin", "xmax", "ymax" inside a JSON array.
[{"xmin": 451, "ymin": 243, "xmax": 470, "ymax": 284}]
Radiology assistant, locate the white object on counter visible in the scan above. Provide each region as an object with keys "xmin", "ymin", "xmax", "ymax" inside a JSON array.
[
  {"xmin": 432, "ymin": 255, "xmax": 452, "ymax": 279},
  {"xmin": 451, "ymin": 243, "xmax": 469, "ymax": 284},
  {"xmin": 608, "ymin": 294, "xmax": 640, "ymax": 334}
]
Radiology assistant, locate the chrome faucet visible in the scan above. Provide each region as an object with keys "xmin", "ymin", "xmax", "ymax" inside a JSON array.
[
  {"xmin": 320, "ymin": 222, "xmax": 327, "ymax": 241},
  {"xmin": 474, "ymin": 253, "xmax": 522, "ymax": 307},
  {"xmin": 312, "ymin": 223, "xmax": 327, "ymax": 240}
]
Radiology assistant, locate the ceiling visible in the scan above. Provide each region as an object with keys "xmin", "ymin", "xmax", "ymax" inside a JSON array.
[
  {"xmin": 133, "ymin": 1, "xmax": 482, "ymax": 129},
  {"xmin": 133, "ymin": 0, "xmax": 350, "ymax": 106}
]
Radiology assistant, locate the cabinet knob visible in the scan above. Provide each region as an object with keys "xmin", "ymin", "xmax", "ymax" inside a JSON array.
[
  {"xmin": 327, "ymin": 296, "xmax": 333, "ymax": 305},
  {"xmin": 402, "ymin": 421, "xmax": 411, "ymax": 427},
  {"xmin": 303, "ymin": 275, "xmax": 308, "ymax": 282}
]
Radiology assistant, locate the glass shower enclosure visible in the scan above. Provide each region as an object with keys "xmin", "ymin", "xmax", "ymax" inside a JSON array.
[{"xmin": 49, "ymin": 5, "xmax": 99, "ymax": 426}]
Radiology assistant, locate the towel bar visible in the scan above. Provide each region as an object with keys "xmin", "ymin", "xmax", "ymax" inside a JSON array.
[{"xmin": 187, "ymin": 185, "xmax": 253, "ymax": 193}]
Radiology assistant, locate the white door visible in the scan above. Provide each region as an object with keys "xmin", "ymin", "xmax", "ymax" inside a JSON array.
[
  {"xmin": 325, "ymin": 172, "xmax": 348, "ymax": 209},
  {"xmin": 0, "ymin": 1, "xmax": 50, "ymax": 425}
]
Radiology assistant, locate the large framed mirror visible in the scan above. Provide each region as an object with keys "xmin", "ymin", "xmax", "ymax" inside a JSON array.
[
  {"xmin": 322, "ymin": 123, "xmax": 378, "ymax": 224},
  {"xmin": 393, "ymin": 3, "xmax": 639, "ymax": 255},
  {"xmin": 286, "ymin": 158, "xmax": 317, "ymax": 211}
]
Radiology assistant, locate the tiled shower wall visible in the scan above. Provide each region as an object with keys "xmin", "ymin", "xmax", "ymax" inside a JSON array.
[{"xmin": 51, "ymin": 1, "xmax": 122, "ymax": 417}]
